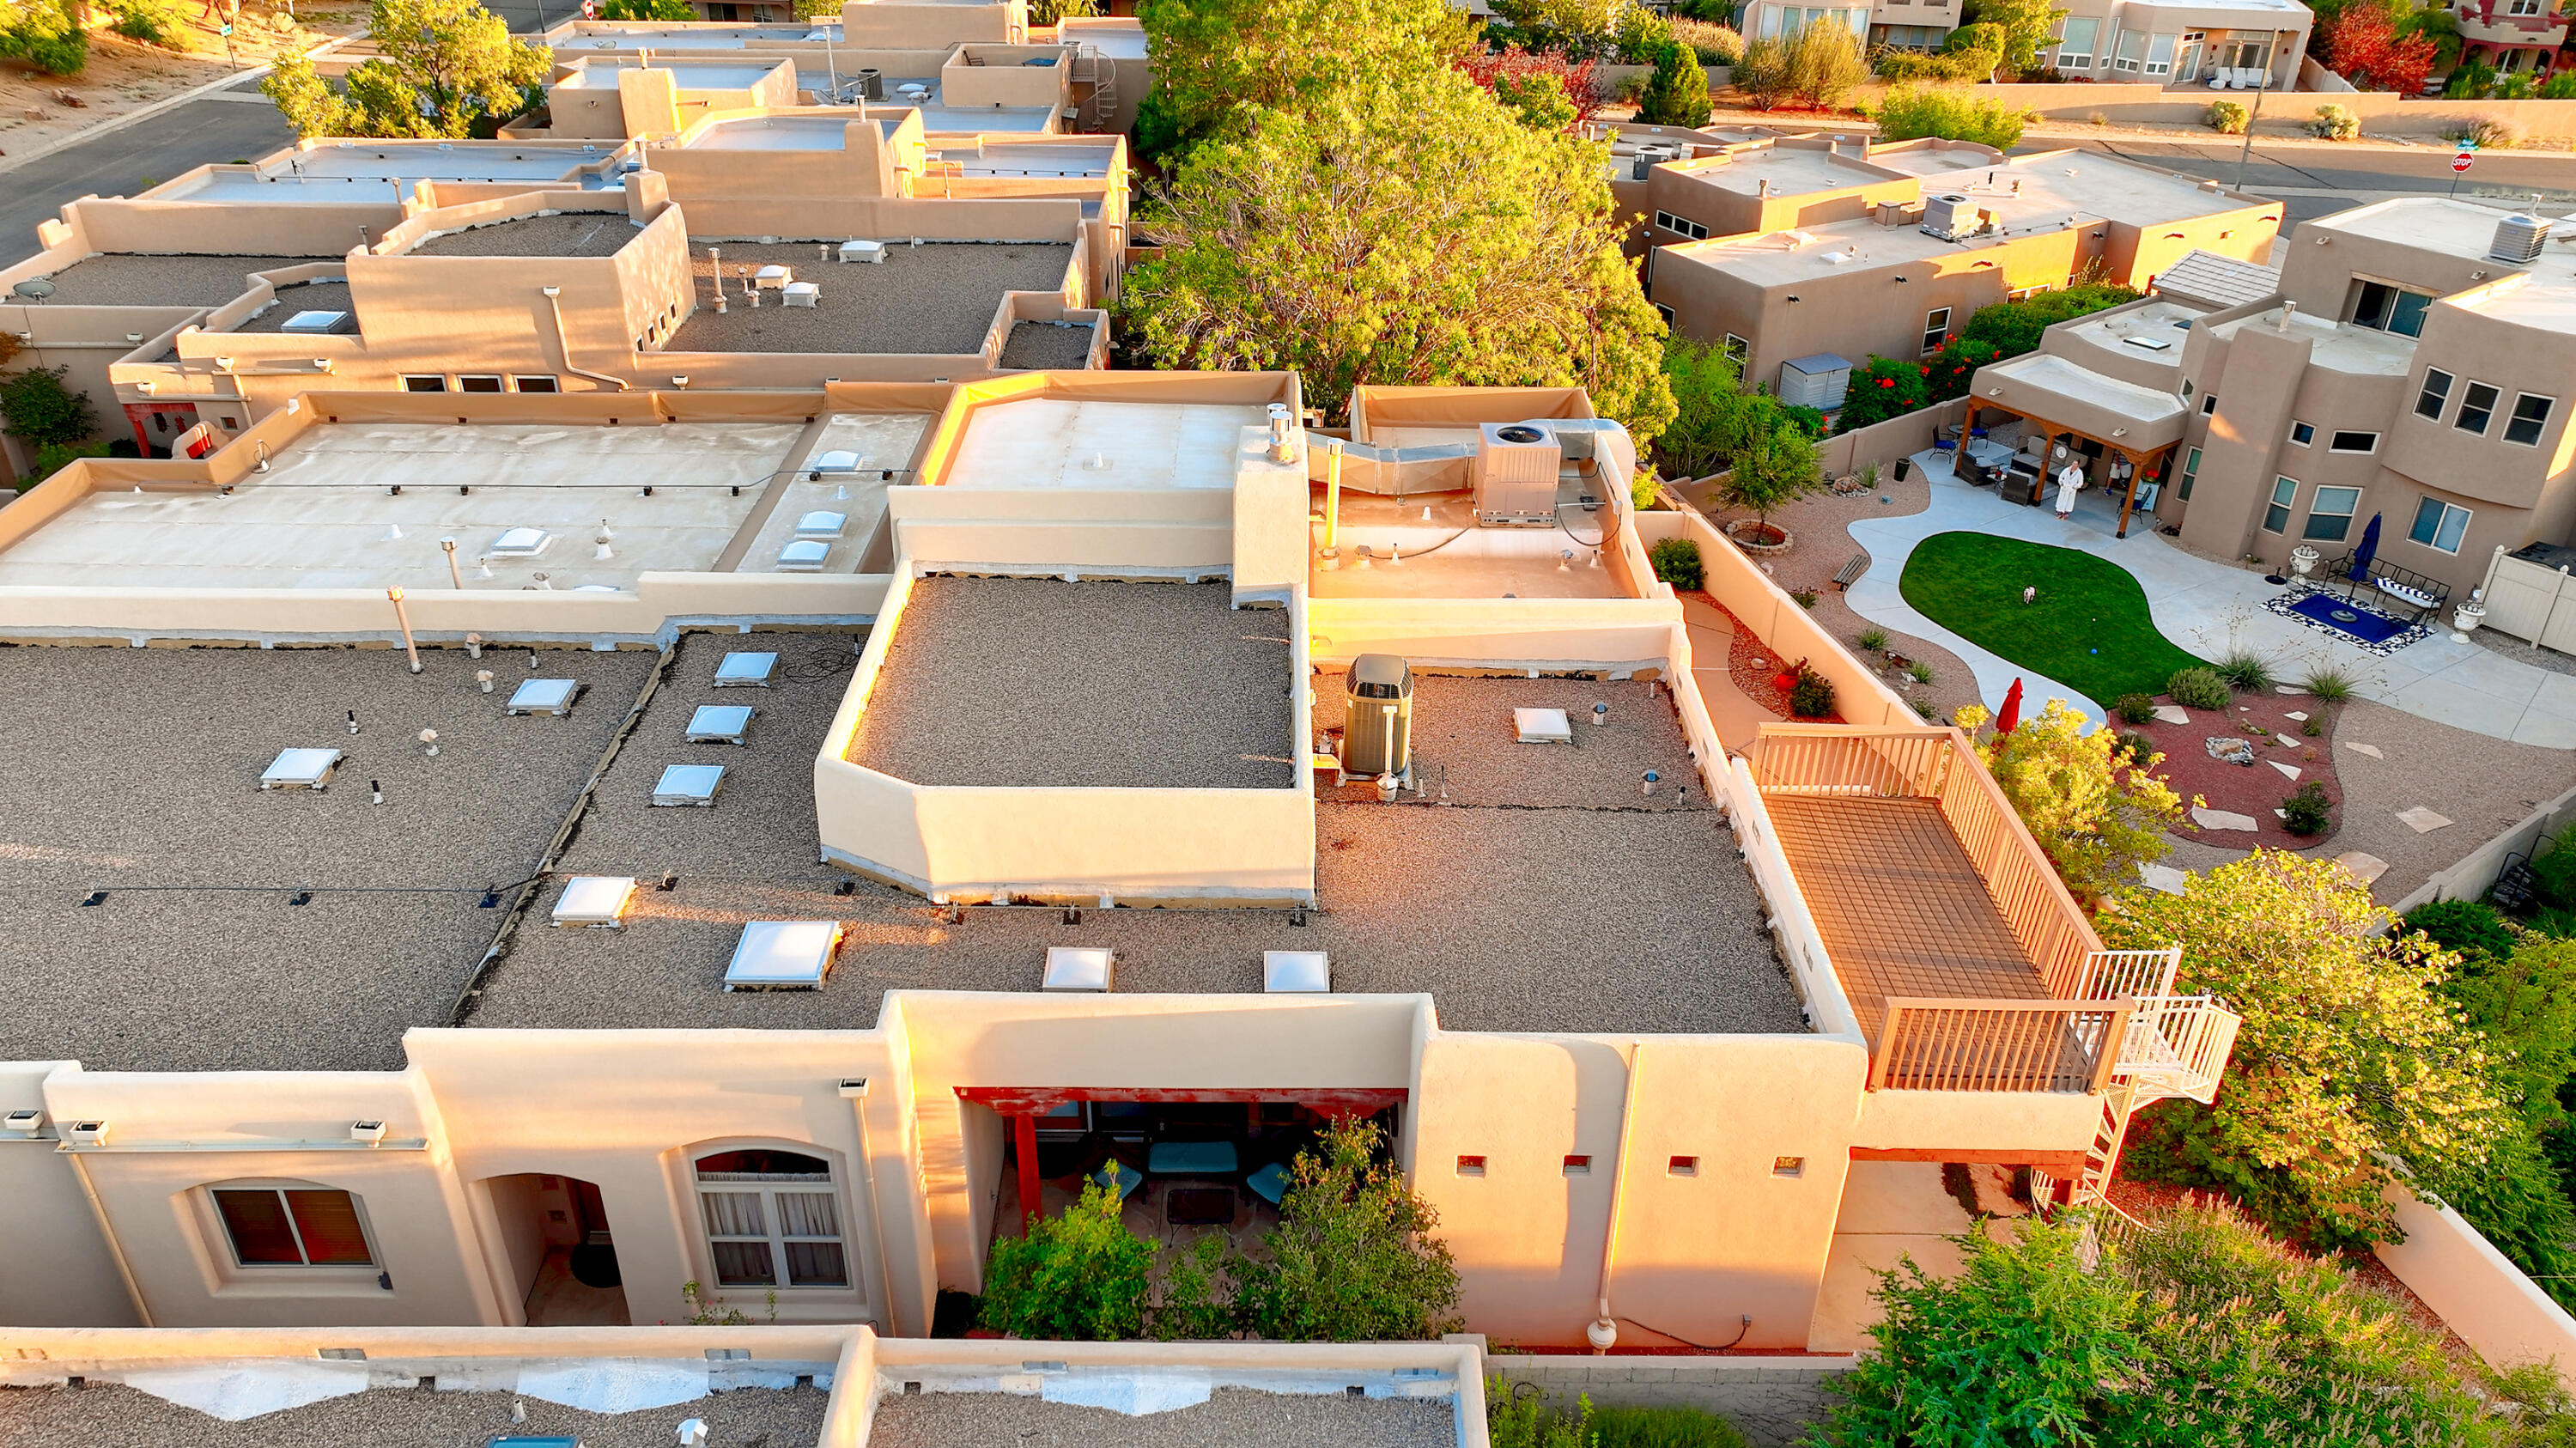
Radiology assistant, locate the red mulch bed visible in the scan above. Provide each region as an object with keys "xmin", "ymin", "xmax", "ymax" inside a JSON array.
[
  {"xmin": 1694, "ymin": 590, "xmax": 1848, "ymax": 726},
  {"xmin": 2122, "ymin": 693, "xmax": 2342, "ymax": 849}
]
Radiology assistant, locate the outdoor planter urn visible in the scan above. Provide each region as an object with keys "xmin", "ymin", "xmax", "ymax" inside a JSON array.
[
  {"xmin": 2289, "ymin": 545, "xmax": 2319, "ymax": 579},
  {"xmin": 2453, "ymin": 590, "xmax": 2487, "ymax": 642}
]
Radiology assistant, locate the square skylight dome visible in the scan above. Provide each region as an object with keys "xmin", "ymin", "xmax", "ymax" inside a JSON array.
[
  {"xmin": 1042, "ymin": 946, "xmax": 1115, "ymax": 992},
  {"xmin": 1513, "ymin": 707, "xmax": 1574, "ymax": 744},
  {"xmin": 1264, "ymin": 950, "xmax": 1331, "ymax": 994},
  {"xmin": 776, "ymin": 538, "xmax": 831, "ymax": 571},
  {"xmin": 686, "ymin": 704, "xmax": 756, "ymax": 744},
  {"xmin": 507, "ymin": 678, "xmax": 581, "ymax": 715},
  {"xmin": 794, "ymin": 510, "xmax": 848, "ymax": 538},
  {"xmin": 653, "ymin": 763, "xmax": 726, "ymax": 806},
  {"xmin": 725, "ymin": 920, "xmax": 843, "ymax": 989},
  {"xmin": 552, "ymin": 875, "xmax": 637, "ymax": 928},
  {"xmin": 259, "ymin": 747, "xmax": 343, "ymax": 790},
  {"xmin": 713, "ymin": 651, "xmax": 780, "ymax": 687},
  {"xmin": 490, "ymin": 527, "xmax": 552, "ymax": 557}
]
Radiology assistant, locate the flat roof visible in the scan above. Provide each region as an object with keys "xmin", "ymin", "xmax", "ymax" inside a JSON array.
[
  {"xmin": 2208, "ymin": 305, "xmax": 2416, "ymax": 374},
  {"xmin": 682, "ymin": 113, "xmax": 890, "ymax": 149},
  {"xmin": 407, "ymin": 213, "xmax": 646, "ymax": 258},
  {"xmin": 666, "ymin": 242, "xmax": 1071, "ymax": 356},
  {"xmin": 849, "ymin": 578, "xmax": 1296, "ymax": 790},
  {"xmin": 945, "ymin": 397, "xmax": 1263, "ymax": 490},
  {"xmin": 931, "ymin": 139, "xmax": 1118, "ymax": 177},
  {"xmin": 26, "ymin": 254, "xmax": 337, "ymax": 307},
  {"xmin": 0, "ymin": 641, "xmax": 659, "ymax": 1073},
  {"xmin": 556, "ymin": 58, "xmax": 786, "ymax": 88},
  {"xmin": 2057, "ymin": 299, "xmax": 2198, "ymax": 368},
  {"xmin": 222, "ymin": 277, "xmax": 353, "ymax": 332},
  {"xmin": 914, "ymin": 104, "xmax": 1060, "ymax": 133},
  {"xmin": 2311, "ymin": 198, "xmax": 2576, "ymax": 332},
  {"xmin": 0, "ymin": 419, "xmax": 815, "ymax": 592},
  {"xmin": 866, "ymin": 1388, "xmax": 1455, "ymax": 1448},
  {"xmin": 0, "ymin": 1378, "xmax": 829, "ymax": 1447},
  {"xmin": 999, "ymin": 319, "xmax": 1094, "ymax": 368},
  {"xmin": 1666, "ymin": 143, "xmax": 1890, "ymax": 198},
  {"xmin": 474, "ymin": 654, "xmax": 1802, "ymax": 1037}
]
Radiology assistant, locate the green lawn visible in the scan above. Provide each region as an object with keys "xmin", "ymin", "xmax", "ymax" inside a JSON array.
[{"xmin": 1898, "ymin": 532, "xmax": 2205, "ymax": 710}]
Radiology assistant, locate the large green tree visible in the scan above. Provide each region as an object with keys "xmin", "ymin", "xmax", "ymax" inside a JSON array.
[
  {"xmin": 1133, "ymin": 0, "xmax": 1476, "ymax": 157},
  {"xmin": 1236, "ymin": 1119, "xmax": 1461, "ymax": 1342},
  {"xmin": 2104, "ymin": 851, "xmax": 2509, "ymax": 1250},
  {"xmin": 1121, "ymin": 58, "xmax": 1674, "ymax": 439},
  {"xmin": 1959, "ymin": 0, "xmax": 2063, "ymax": 76},
  {"xmin": 263, "ymin": 0, "xmax": 549, "ymax": 140},
  {"xmin": 0, "ymin": 0, "xmax": 85, "ymax": 75}
]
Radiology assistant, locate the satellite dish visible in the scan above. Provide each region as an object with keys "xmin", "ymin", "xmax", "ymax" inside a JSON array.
[{"xmin": 11, "ymin": 277, "xmax": 56, "ymax": 301}]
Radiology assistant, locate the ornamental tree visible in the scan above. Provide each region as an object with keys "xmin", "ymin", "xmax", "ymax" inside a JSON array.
[
  {"xmin": 2101, "ymin": 850, "xmax": 2509, "ymax": 1250},
  {"xmin": 1959, "ymin": 0, "xmax": 2064, "ymax": 76},
  {"xmin": 264, "ymin": 0, "xmax": 552, "ymax": 139},
  {"xmin": 1714, "ymin": 410, "xmax": 1823, "ymax": 545},
  {"xmin": 1119, "ymin": 60, "xmax": 1674, "ymax": 440},
  {"xmin": 1953, "ymin": 696, "xmax": 2186, "ymax": 904},
  {"xmin": 1134, "ymin": 0, "xmax": 1477, "ymax": 157},
  {"xmin": 2322, "ymin": 3, "xmax": 2439, "ymax": 93},
  {"xmin": 1634, "ymin": 39, "xmax": 1712, "ymax": 125},
  {"xmin": 978, "ymin": 1179, "xmax": 1156, "ymax": 1340},
  {"xmin": 1236, "ymin": 1118, "xmax": 1461, "ymax": 1341}
]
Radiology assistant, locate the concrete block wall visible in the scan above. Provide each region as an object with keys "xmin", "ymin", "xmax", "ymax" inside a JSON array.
[{"xmin": 1484, "ymin": 1352, "xmax": 1856, "ymax": 1447}]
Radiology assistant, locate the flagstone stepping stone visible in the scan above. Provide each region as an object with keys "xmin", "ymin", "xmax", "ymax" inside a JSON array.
[
  {"xmin": 2335, "ymin": 851, "xmax": 2390, "ymax": 884},
  {"xmin": 2275, "ymin": 685, "xmax": 2303, "ymax": 695},
  {"xmin": 2397, "ymin": 806, "xmax": 2453, "ymax": 833},
  {"xmin": 2269, "ymin": 761, "xmax": 2301, "ymax": 780},
  {"xmin": 2139, "ymin": 864, "xmax": 2190, "ymax": 895},
  {"xmin": 2153, "ymin": 704, "xmax": 2191, "ymax": 724},
  {"xmin": 2284, "ymin": 710, "xmax": 2308, "ymax": 722},
  {"xmin": 2345, "ymin": 742, "xmax": 2384, "ymax": 759},
  {"xmin": 2193, "ymin": 806, "xmax": 2262, "ymax": 831},
  {"xmin": 2275, "ymin": 733, "xmax": 2302, "ymax": 749}
]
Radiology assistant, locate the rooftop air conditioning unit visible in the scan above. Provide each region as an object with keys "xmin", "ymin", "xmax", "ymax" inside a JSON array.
[
  {"xmin": 1341, "ymin": 654, "xmax": 1413, "ymax": 779},
  {"xmin": 2489, "ymin": 214, "xmax": 2549, "ymax": 265},
  {"xmin": 1473, "ymin": 422, "xmax": 1561, "ymax": 526},
  {"xmin": 1920, "ymin": 193, "xmax": 1990, "ymax": 241}
]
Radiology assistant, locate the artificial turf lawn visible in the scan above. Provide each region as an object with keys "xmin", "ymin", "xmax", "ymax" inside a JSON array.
[{"xmin": 1898, "ymin": 531, "xmax": 2205, "ymax": 710}]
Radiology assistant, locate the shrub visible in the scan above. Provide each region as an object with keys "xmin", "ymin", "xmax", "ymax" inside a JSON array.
[
  {"xmin": 0, "ymin": 0, "xmax": 88, "ymax": 75},
  {"xmin": 1728, "ymin": 35, "xmax": 1789, "ymax": 108},
  {"xmin": 1789, "ymin": 666, "xmax": 1836, "ymax": 718},
  {"xmin": 2115, "ymin": 729, "xmax": 2159, "ymax": 766},
  {"xmin": 1236, "ymin": 1119, "xmax": 1461, "ymax": 1341},
  {"xmin": 2213, "ymin": 646, "xmax": 2274, "ymax": 691},
  {"xmin": 1594, "ymin": 1403, "xmax": 1751, "ymax": 1447},
  {"xmin": 2532, "ymin": 831, "xmax": 2576, "ymax": 911},
  {"xmin": 1912, "ymin": 697, "xmax": 1936, "ymax": 719},
  {"xmin": 2166, "ymin": 666, "xmax": 2231, "ymax": 710},
  {"xmin": 2281, "ymin": 780, "xmax": 2333, "ymax": 835},
  {"xmin": 107, "ymin": 0, "xmax": 186, "ymax": 45},
  {"xmin": 1613, "ymin": 68, "xmax": 1651, "ymax": 105},
  {"xmin": 1669, "ymin": 16, "xmax": 1741, "ymax": 64},
  {"xmin": 2543, "ymin": 69, "xmax": 2576, "ymax": 100},
  {"xmin": 0, "ymin": 366, "xmax": 99, "ymax": 451},
  {"xmin": 1829, "ymin": 353, "xmax": 1935, "ymax": 433},
  {"xmin": 2403, "ymin": 897, "xmax": 2515, "ymax": 963},
  {"xmin": 2114, "ymin": 692, "xmax": 2155, "ymax": 725},
  {"xmin": 1956, "ymin": 697, "xmax": 2185, "ymax": 902},
  {"xmin": 1783, "ymin": 17, "xmax": 1867, "ymax": 109},
  {"xmin": 1858, "ymin": 626, "xmax": 1889, "ymax": 652},
  {"xmin": 2459, "ymin": 114, "xmax": 2524, "ymax": 149},
  {"xmin": 2293, "ymin": 661, "xmax": 2357, "ymax": 703},
  {"xmin": 2204, "ymin": 98, "xmax": 2248, "ymax": 133},
  {"xmin": 978, "ymin": 1180, "xmax": 1155, "ymax": 1340},
  {"xmin": 1869, "ymin": 83, "xmax": 2029, "ymax": 149},
  {"xmin": 1905, "ymin": 659, "xmax": 1933, "ymax": 684},
  {"xmin": 1637, "ymin": 40, "xmax": 1713, "ymax": 125},
  {"xmin": 1486, "ymin": 1378, "xmax": 1595, "ymax": 1448},
  {"xmin": 2307, "ymin": 102, "xmax": 2360, "ymax": 140},
  {"xmin": 27, "ymin": 440, "xmax": 110, "ymax": 487},
  {"xmin": 2301, "ymin": 715, "xmax": 2323, "ymax": 737},
  {"xmin": 1648, "ymin": 537, "xmax": 1704, "ymax": 592},
  {"xmin": 1789, "ymin": 587, "xmax": 1819, "ymax": 609}
]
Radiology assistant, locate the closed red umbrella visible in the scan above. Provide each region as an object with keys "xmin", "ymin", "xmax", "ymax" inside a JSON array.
[{"xmin": 1996, "ymin": 678, "xmax": 2024, "ymax": 735}]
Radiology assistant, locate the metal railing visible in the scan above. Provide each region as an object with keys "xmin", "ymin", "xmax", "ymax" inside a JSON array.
[
  {"xmin": 1868, "ymin": 997, "xmax": 2134, "ymax": 1093},
  {"xmin": 2114, "ymin": 993, "xmax": 2240, "ymax": 1104}
]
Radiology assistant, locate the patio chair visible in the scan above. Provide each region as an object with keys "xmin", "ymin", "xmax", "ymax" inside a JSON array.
[
  {"xmin": 1091, "ymin": 1160, "xmax": 1145, "ymax": 1202},
  {"xmin": 1246, "ymin": 1161, "xmax": 1291, "ymax": 1208}
]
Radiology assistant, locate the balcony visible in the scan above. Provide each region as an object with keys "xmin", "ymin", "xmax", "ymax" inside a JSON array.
[{"xmin": 1741, "ymin": 724, "xmax": 2234, "ymax": 1097}]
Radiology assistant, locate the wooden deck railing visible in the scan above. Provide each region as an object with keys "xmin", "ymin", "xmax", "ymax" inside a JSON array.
[{"xmin": 1868, "ymin": 997, "xmax": 2134, "ymax": 1093}]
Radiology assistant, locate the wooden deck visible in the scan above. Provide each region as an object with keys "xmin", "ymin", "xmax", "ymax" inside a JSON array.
[{"xmin": 1762, "ymin": 793, "xmax": 2051, "ymax": 1039}]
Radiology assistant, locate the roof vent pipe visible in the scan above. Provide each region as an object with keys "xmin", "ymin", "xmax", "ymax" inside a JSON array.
[{"xmin": 2275, "ymin": 300, "xmax": 2295, "ymax": 332}]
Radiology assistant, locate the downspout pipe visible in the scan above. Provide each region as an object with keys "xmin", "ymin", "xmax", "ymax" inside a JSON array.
[
  {"xmin": 539, "ymin": 285, "xmax": 631, "ymax": 392},
  {"xmin": 1589, "ymin": 1042, "xmax": 1644, "ymax": 1353}
]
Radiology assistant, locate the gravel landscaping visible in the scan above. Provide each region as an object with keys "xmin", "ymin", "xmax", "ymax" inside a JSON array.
[
  {"xmin": 410, "ymin": 214, "xmax": 642, "ymax": 257},
  {"xmin": 864, "ymin": 1388, "xmax": 1455, "ymax": 1448},
  {"xmin": 0, "ymin": 1380, "xmax": 829, "ymax": 1448}
]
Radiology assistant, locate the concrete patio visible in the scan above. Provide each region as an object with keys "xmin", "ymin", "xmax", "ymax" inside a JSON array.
[{"xmin": 1843, "ymin": 449, "xmax": 2576, "ymax": 749}]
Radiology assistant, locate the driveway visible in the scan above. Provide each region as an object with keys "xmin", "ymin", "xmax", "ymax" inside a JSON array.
[{"xmin": 1844, "ymin": 451, "xmax": 2576, "ymax": 749}]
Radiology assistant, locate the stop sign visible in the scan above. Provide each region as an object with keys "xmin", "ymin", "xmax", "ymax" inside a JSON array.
[{"xmin": 2453, "ymin": 152, "xmax": 2475, "ymax": 173}]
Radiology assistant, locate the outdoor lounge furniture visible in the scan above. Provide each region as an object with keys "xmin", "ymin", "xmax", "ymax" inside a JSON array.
[
  {"xmin": 1091, "ymin": 1160, "xmax": 1145, "ymax": 1201},
  {"xmin": 1246, "ymin": 1161, "xmax": 1291, "ymax": 1207},
  {"xmin": 2330, "ymin": 551, "xmax": 2449, "ymax": 624},
  {"xmin": 1147, "ymin": 1141, "xmax": 1239, "ymax": 1176}
]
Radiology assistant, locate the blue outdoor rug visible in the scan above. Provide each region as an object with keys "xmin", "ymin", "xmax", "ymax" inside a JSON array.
[{"xmin": 2265, "ymin": 582, "xmax": 2430, "ymax": 655}]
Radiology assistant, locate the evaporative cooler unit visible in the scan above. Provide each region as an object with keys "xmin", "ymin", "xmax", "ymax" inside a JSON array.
[{"xmin": 1343, "ymin": 654, "xmax": 1413, "ymax": 780}]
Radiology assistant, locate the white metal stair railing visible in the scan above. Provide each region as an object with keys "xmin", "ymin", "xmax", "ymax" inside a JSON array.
[
  {"xmin": 2073, "ymin": 946, "xmax": 2180, "ymax": 1002},
  {"xmin": 1072, "ymin": 43, "xmax": 1118, "ymax": 132},
  {"xmin": 2112, "ymin": 993, "xmax": 2240, "ymax": 1106}
]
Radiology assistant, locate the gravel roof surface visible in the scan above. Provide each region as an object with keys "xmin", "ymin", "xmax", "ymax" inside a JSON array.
[
  {"xmin": 848, "ymin": 578, "xmax": 1296, "ymax": 789},
  {"xmin": 473, "ymin": 662, "xmax": 1800, "ymax": 1036},
  {"xmin": 866, "ymin": 1388, "xmax": 1455, "ymax": 1448},
  {"xmin": 0, "ymin": 1380, "xmax": 829, "ymax": 1447},
  {"xmin": 230, "ymin": 279, "xmax": 355, "ymax": 332},
  {"xmin": 409, "ymin": 214, "xmax": 644, "ymax": 257},
  {"xmin": 999, "ymin": 319, "xmax": 1095, "ymax": 369},
  {"xmin": 32, "ymin": 254, "xmax": 338, "ymax": 307},
  {"xmin": 668, "ymin": 243, "xmax": 1072, "ymax": 356},
  {"xmin": 0, "ymin": 642, "xmax": 657, "ymax": 1071}
]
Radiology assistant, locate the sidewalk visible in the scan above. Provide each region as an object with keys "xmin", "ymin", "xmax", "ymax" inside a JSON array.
[{"xmin": 1842, "ymin": 451, "xmax": 2576, "ymax": 748}]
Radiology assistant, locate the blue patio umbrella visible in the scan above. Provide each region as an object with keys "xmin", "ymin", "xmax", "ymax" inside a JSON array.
[{"xmin": 2348, "ymin": 513, "xmax": 2383, "ymax": 584}]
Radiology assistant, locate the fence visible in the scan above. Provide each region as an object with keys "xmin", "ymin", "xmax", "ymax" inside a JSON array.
[{"xmin": 1868, "ymin": 997, "xmax": 2131, "ymax": 1092}]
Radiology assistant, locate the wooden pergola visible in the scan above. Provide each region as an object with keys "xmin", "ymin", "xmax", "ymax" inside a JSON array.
[{"xmin": 1963, "ymin": 398, "xmax": 2179, "ymax": 540}]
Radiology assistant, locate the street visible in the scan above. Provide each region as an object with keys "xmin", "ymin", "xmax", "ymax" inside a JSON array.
[{"xmin": 0, "ymin": 86, "xmax": 294, "ymax": 268}]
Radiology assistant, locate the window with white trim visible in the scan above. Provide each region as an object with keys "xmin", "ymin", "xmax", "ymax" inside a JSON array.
[
  {"xmin": 2055, "ymin": 15, "xmax": 2098, "ymax": 67},
  {"xmin": 2289, "ymin": 421, "xmax": 2314, "ymax": 446},
  {"xmin": 2506, "ymin": 393, "xmax": 2554, "ymax": 447},
  {"xmin": 2302, "ymin": 485, "xmax": 2360, "ymax": 542},
  {"xmin": 2263, "ymin": 476, "xmax": 2296, "ymax": 533},
  {"xmin": 2329, "ymin": 430, "xmax": 2378, "ymax": 453},
  {"xmin": 1654, "ymin": 210, "xmax": 1709, "ymax": 240},
  {"xmin": 2112, "ymin": 27, "xmax": 2146, "ymax": 71},
  {"xmin": 458, "ymin": 374, "xmax": 503, "ymax": 393},
  {"xmin": 400, "ymin": 374, "xmax": 447, "ymax": 393},
  {"xmin": 513, "ymin": 375, "xmax": 561, "ymax": 392},
  {"xmin": 2177, "ymin": 446, "xmax": 2200, "ymax": 501},
  {"xmin": 1723, "ymin": 334, "xmax": 1749, "ymax": 366},
  {"xmin": 2201, "ymin": 392, "xmax": 2219, "ymax": 416},
  {"xmin": 1921, "ymin": 307, "xmax": 1951, "ymax": 355},
  {"xmin": 2456, "ymin": 380, "xmax": 2500, "ymax": 435},
  {"xmin": 2143, "ymin": 33, "xmax": 2177, "ymax": 76},
  {"xmin": 213, "ymin": 1184, "xmax": 375, "ymax": 1267},
  {"xmin": 2410, "ymin": 496, "xmax": 2470, "ymax": 554},
  {"xmin": 2414, "ymin": 368, "xmax": 2452, "ymax": 421},
  {"xmin": 695, "ymin": 1147, "xmax": 848, "ymax": 1289},
  {"xmin": 1654, "ymin": 302, "xmax": 1675, "ymax": 325}
]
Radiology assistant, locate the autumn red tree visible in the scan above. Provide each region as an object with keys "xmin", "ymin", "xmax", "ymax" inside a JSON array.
[
  {"xmin": 1457, "ymin": 45, "xmax": 1602, "ymax": 127},
  {"xmin": 2322, "ymin": 4, "xmax": 2438, "ymax": 93}
]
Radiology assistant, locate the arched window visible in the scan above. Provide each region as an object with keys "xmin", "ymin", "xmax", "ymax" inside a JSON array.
[
  {"xmin": 210, "ymin": 1183, "xmax": 374, "ymax": 1268},
  {"xmin": 693, "ymin": 1147, "xmax": 848, "ymax": 1289}
]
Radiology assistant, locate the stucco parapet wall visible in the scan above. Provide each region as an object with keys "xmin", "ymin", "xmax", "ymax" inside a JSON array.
[
  {"xmin": 0, "ymin": 1325, "xmax": 862, "ymax": 1380},
  {"xmin": 1852, "ymin": 1081, "xmax": 2109, "ymax": 1153}
]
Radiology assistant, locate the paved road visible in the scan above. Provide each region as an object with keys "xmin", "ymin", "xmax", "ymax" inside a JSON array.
[
  {"xmin": 0, "ymin": 92, "xmax": 295, "ymax": 268},
  {"xmin": 2022, "ymin": 134, "xmax": 2576, "ymax": 230}
]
